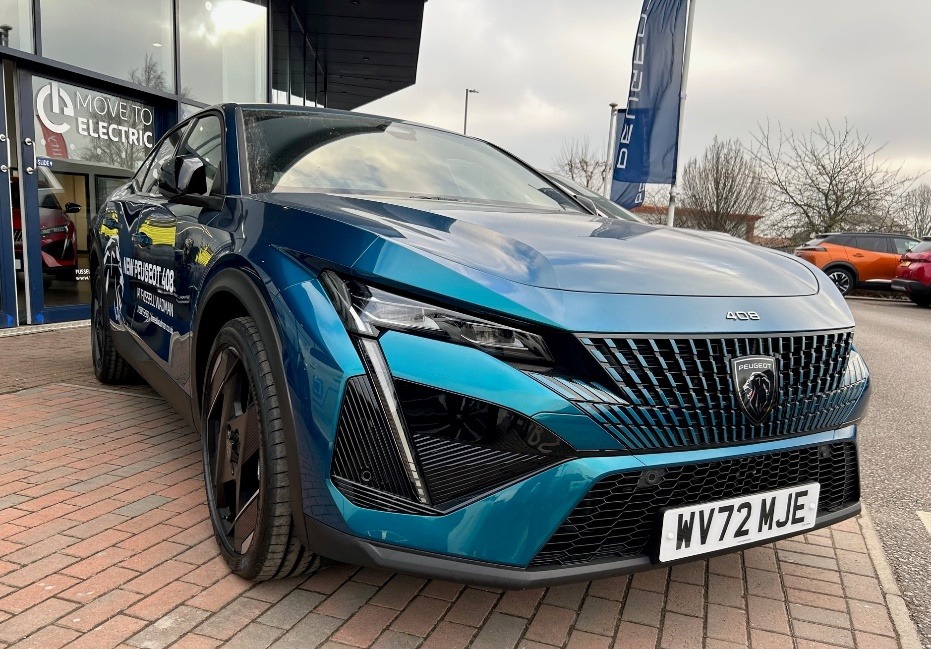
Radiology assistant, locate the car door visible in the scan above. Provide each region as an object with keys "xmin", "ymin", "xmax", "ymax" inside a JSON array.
[
  {"xmin": 129, "ymin": 112, "xmax": 230, "ymax": 391},
  {"xmin": 847, "ymin": 236, "xmax": 891, "ymax": 282}
]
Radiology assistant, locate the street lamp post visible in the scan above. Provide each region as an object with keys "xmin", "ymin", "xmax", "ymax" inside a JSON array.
[
  {"xmin": 603, "ymin": 102, "xmax": 619, "ymax": 199},
  {"xmin": 463, "ymin": 88, "xmax": 479, "ymax": 135}
]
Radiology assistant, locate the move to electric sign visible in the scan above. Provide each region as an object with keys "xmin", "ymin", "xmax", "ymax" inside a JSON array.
[{"xmin": 36, "ymin": 80, "xmax": 154, "ymax": 149}]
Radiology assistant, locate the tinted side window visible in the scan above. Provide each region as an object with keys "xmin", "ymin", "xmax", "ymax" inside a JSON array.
[
  {"xmin": 178, "ymin": 115, "xmax": 224, "ymax": 195},
  {"xmin": 140, "ymin": 128, "xmax": 187, "ymax": 195},
  {"xmin": 850, "ymin": 236, "xmax": 887, "ymax": 253},
  {"xmin": 825, "ymin": 235, "xmax": 851, "ymax": 245}
]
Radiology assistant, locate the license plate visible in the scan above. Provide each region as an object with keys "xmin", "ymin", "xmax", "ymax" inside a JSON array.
[
  {"xmin": 901, "ymin": 261, "xmax": 911, "ymax": 267},
  {"xmin": 658, "ymin": 483, "xmax": 820, "ymax": 562}
]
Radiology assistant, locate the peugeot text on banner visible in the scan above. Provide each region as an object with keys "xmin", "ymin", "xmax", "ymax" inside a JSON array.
[
  {"xmin": 612, "ymin": 0, "xmax": 688, "ymax": 189},
  {"xmin": 611, "ymin": 109, "xmax": 646, "ymax": 209}
]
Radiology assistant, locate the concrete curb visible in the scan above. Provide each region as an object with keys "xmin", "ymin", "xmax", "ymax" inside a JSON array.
[
  {"xmin": 0, "ymin": 320, "xmax": 90, "ymax": 337},
  {"xmin": 859, "ymin": 505, "xmax": 924, "ymax": 648}
]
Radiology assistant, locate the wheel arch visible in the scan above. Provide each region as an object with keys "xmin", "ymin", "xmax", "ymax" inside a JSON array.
[
  {"xmin": 822, "ymin": 261, "xmax": 859, "ymax": 282},
  {"xmin": 192, "ymin": 264, "xmax": 310, "ymax": 546}
]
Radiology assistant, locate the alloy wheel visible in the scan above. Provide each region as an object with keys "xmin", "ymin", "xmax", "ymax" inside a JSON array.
[
  {"xmin": 205, "ymin": 347, "xmax": 263, "ymax": 555},
  {"xmin": 828, "ymin": 270, "xmax": 852, "ymax": 295}
]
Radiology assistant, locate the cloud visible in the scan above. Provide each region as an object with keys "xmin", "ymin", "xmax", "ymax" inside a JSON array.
[{"xmin": 365, "ymin": 0, "xmax": 931, "ymax": 179}]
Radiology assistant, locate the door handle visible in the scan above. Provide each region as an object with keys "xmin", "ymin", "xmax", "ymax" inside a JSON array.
[
  {"xmin": 852, "ymin": 253, "xmax": 864, "ymax": 258},
  {"xmin": 131, "ymin": 232, "xmax": 152, "ymax": 247},
  {"xmin": 23, "ymin": 138, "xmax": 35, "ymax": 174}
]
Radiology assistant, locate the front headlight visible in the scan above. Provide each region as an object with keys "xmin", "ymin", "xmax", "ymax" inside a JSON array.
[{"xmin": 321, "ymin": 271, "xmax": 553, "ymax": 364}]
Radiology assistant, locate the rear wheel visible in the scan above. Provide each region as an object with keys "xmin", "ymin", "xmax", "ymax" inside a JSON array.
[
  {"xmin": 91, "ymin": 263, "xmax": 137, "ymax": 384},
  {"xmin": 202, "ymin": 316, "xmax": 319, "ymax": 581},
  {"xmin": 908, "ymin": 293, "xmax": 931, "ymax": 307},
  {"xmin": 826, "ymin": 267, "xmax": 855, "ymax": 295}
]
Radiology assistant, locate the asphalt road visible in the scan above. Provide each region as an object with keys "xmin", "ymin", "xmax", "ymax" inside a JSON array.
[{"xmin": 848, "ymin": 298, "xmax": 931, "ymax": 645}]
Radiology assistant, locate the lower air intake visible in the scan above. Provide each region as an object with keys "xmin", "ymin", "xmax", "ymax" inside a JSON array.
[{"xmin": 530, "ymin": 441, "xmax": 859, "ymax": 567}]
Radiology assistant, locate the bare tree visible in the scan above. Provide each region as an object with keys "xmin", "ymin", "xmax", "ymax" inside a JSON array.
[
  {"xmin": 901, "ymin": 184, "xmax": 931, "ymax": 238},
  {"xmin": 750, "ymin": 119, "xmax": 915, "ymax": 236},
  {"xmin": 677, "ymin": 137, "xmax": 768, "ymax": 237},
  {"xmin": 552, "ymin": 137, "xmax": 606, "ymax": 193}
]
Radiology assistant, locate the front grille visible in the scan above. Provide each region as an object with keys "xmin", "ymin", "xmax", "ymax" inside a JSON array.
[
  {"xmin": 530, "ymin": 441, "xmax": 859, "ymax": 567},
  {"xmin": 576, "ymin": 332, "xmax": 866, "ymax": 450}
]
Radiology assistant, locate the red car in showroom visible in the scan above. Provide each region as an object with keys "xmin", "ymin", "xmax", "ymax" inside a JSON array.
[
  {"xmin": 11, "ymin": 176, "xmax": 81, "ymax": 283},
  {"xmin": 893, "ymin": 236, "xmax": 931, "ymax": 306}
]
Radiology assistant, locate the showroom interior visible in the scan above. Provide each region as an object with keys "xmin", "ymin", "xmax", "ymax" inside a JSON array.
[{"xmin": 0, "ymin": 0, "xmax": 425, "ymax": 327}]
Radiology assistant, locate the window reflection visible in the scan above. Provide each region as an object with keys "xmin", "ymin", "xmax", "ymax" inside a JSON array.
[
  {"xmin": 179, "ymin": 0, "xmax": 267, "ymax": 104},
  {"xmin": 41, "ymin": 0, "xmax": 174, "ymax": 91},
  {"xmin": 0, "ymin": 0, "xmax": 33, "ymax": 52}
]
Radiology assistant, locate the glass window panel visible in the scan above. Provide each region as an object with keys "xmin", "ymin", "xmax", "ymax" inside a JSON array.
[
  {"xmin": 40, "ymin": 0, "xmax": 174, "ymax": 92},
  {"xmin": 0, "ymin": 0, "xmax": 33, "ymax": 52},
  {"xmin": 32, "ymin": 76, "xmax": 158, "ymax": 171},
  {"xmin": 179, "ymin": 0, "xmax": 267, "ymax": 105},
  {"xmin": 141, "ymin": 128, "xmax": 185, "ymax": 195}
]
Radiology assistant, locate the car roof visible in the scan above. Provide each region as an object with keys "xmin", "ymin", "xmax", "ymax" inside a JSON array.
[
  {"xmin": 816, "ymin": 232, "xmax": 918, "ymax": 239},
  {"xmin": 210, "ymin": 102, "xmax": 467, "ymax": 140}
]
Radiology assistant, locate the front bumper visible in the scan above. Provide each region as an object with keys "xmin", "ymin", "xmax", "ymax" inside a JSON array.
[
  {"xmin": 308, "ymin": 502, "xmax": 860, "ymax": 589},
  {"xmin": 319, "ymin": 427, "xmax": 861, "ymax": 586}
]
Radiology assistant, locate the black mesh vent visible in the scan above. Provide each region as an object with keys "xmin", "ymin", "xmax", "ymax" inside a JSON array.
[
  {"xmin": 413, "ymin": 434, "xmax": 553, "ymax": 505},
  {"xmin": 576, "ymin": 332, "xmax": 867, "ymax": 450},
  {"xmin": 530, "ymin": 441, "xmax": 859, "ymax": 567},
  {"xmin": 331, "ymin": 376, "xmax": 415, "ymax": 502},
  {"xmin": 396, "ymin": 380, "xmax": 573, "ymax": 507}
]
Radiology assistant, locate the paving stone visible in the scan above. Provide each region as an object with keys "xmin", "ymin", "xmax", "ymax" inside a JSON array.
[
  {"xmin": 269, "ymin": 612, "xmax": 342, "ymax": 649},
  {"xmin": 443, "ymin": 588, "xmax": 498, "ymax": 627},
  {"xmin": 660, "ymin": 612, "xmax": 704, "ymax": 649},
  {"xmin": 463, "ymin": 611, "xmax": 527, "ymax": 649},
  {"xmin": 258, "ymin": 589, "xmax": 326, "ymax": 629},
  {"xmin": 574, "ymin": 595, "xmax": 622, "ymax": 637},
  {"xmin": 127, "ymin": 605, "xmax": 211, "ymax": 649},
  {"xmin": 613, "ymin": 621, "xmax": 659, "ymax": 649},
  {"xmin": 524, "ymin": 603, "xmax": 576, "ymax": 646}
]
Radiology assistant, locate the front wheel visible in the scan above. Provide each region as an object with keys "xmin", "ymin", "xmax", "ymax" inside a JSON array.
[
  {"xmin": 202, "ymin": 316, "xmax": 319, "ymax": 581},
  {"xmin": 91, "ymin": 264, "xmax": 137, "ymax": 384},
  {"xmin": 826, "ymin": 267, "xmax": 855, "ymax": 296}
]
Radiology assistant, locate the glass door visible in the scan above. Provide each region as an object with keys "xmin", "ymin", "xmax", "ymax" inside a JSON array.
[
  {"xmin": 0, "ymin": 58, "xmax": 20, "ymax": 328},
  {"xmin": 14, "ymin": 68, "xmax": 159, "ymax": 324}
]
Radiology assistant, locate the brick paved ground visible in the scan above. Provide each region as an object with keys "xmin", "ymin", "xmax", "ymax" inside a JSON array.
[{"xmin": 0, "ymin": 328, "xmax": 917, "ymax": 648}]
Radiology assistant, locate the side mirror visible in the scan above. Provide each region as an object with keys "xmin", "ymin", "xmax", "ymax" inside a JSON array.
[
  {"xmin": 64, "ymin": 202, "xmax": 81, "ymax": 214},
  {"xmin": 158, "ymin": 155, "xmax": 207, "ymax": 198}
]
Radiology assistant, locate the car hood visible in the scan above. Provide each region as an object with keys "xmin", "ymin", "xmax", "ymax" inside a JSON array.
[{"xmin": 267, "ymin": 194, "xmax": 820, "ymax": 297}]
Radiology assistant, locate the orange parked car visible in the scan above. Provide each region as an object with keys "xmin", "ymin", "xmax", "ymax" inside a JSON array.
[{"xmin": 794, "ymin": 232, "xmax": 921, "ymax": 295}]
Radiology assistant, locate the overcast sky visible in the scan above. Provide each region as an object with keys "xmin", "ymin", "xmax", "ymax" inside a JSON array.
[{"xmin": 366, "ymin": 0, "xmax": 931, "ymax": 180}]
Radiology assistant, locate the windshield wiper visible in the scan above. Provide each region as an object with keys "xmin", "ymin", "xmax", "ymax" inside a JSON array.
[{"xmin": 409, "ymin": 195, "xmax": 464, "ymax": 202}]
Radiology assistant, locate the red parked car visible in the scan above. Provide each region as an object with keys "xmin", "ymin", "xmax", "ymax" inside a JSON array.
[
  {"xmin": 893, "ymin": 237, "xmax": 931, "ymax": 307},
  {"xmin": 11, "ymin": 176, "xmax": 81, "ymax": 282}
]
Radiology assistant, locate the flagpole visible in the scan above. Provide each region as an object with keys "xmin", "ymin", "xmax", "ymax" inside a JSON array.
[
  {"xmin": 666, "ymin": 0, "xmax": 696, "ymax": 227},
  {"xmin": 603, "ymin": 102, "xmax": 619, "ymax": 198}
]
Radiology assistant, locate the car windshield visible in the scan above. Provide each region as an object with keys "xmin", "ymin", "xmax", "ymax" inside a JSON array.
[
  {"xmin": 545, "ymin": 172, "xmax": 644, "ymax": 223},
  {"xmin": 911, "ymin": 241, "xmax": 931, "ymax": 253},
  {"xmin": 243, "ymin": 109, "xmax": 581, "ymax": 212}
]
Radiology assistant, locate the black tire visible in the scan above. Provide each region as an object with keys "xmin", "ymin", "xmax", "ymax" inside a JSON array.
[
  {"xmin": 826, "ymin": 267, "xmax": 855, "ymax": 296},
  {"xmin": 202, "ymin": 316, "xmax": 319, "ymax": 581},
  {"xmin": 91, "ymin": 263, "xmax": 138, "ymax": 384},
  {"xmin": 908, "ymin": 294, "xmax": 931, "ymax": 307}
]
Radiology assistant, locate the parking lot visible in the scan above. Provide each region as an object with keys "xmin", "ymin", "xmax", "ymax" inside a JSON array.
[{"xmin": 0, "ymin": 309, "xmax": 924, "ymax": 649}]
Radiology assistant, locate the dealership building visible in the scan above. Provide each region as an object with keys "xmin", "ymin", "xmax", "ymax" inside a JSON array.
[{"xmin": 0, "ymin": 0, "xmax": 425, "ymax": 327}]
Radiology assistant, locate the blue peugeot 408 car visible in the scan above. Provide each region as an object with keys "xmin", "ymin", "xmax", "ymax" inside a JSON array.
[{"xmin": 88, "ymin": 105, "xmax": 869, "ymax": 587}]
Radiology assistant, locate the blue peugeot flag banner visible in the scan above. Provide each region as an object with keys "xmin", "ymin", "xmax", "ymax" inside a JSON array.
[
  {"xmin": 613, "ymin": 0, "xmax": 688, "ymax": 186},
  {"xmin": 610, "ymin": 110, "xmax": 646, "ymax": 209}
]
